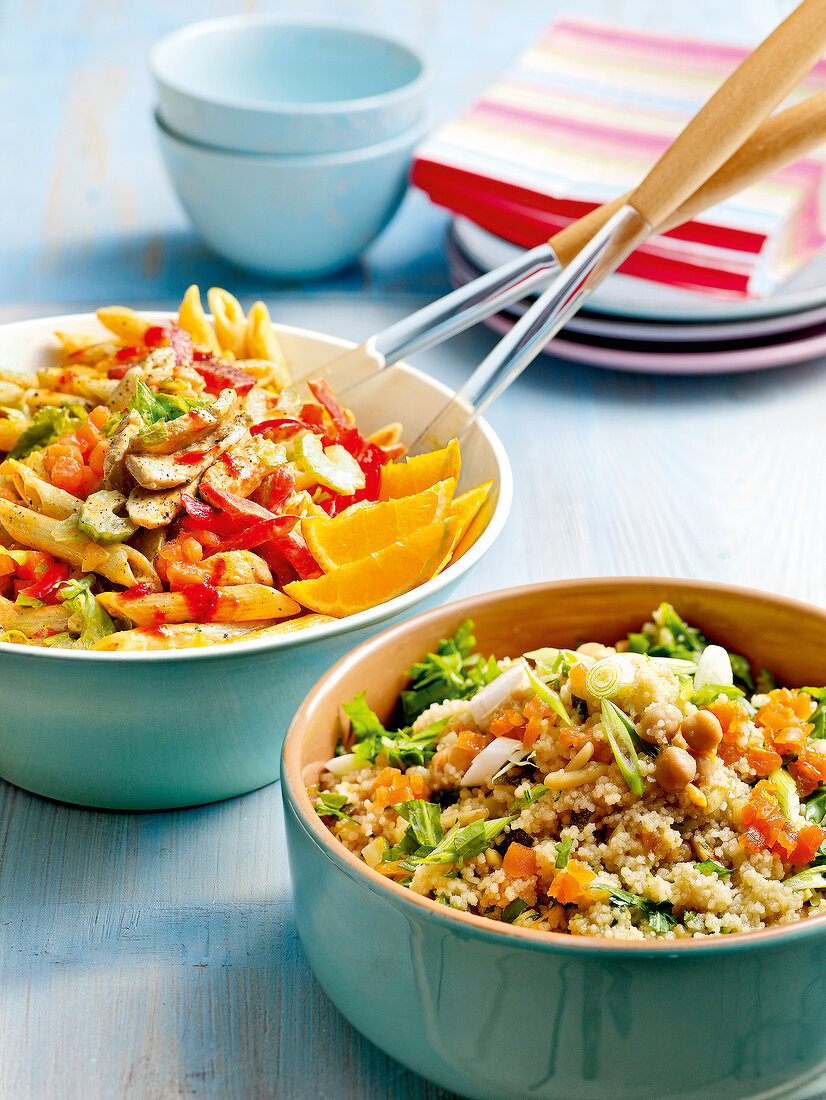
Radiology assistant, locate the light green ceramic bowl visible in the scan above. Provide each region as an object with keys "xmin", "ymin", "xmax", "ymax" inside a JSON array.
[
  {"xmin": 0, "ymin": 313, "xmax": 510, "ymax": 810},
  {"xmin": 282, "ymin": 578, "xmax": 826, "ymax": 1100}
]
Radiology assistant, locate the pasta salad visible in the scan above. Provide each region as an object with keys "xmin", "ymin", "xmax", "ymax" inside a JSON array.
[{"xmin": 0, "ymin": 287, "xmax": 489, "ymax": 651}]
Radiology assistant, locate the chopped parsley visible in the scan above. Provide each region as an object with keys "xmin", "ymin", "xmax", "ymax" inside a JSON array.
[
  {"xmin": 397, "ymin": 619, "xmax": 500, "ymax": 725},
  {"xmin": 312, "ymin": 791, "xmax": 353, "ymax": 821},
  {"xmin": 386, "ymin": 784, "xmax": 551, "ymax": 874},
  {"xmin": 803, "ymin": 686, "xmax": 826, "ymax": 741},
  {"xmin": 594, "ymin": 883, "xmax": 678, "ymax": 933},
  {"xmin": 555, "ymin": 838, "xmax": 573, "ymax": 869},
  {"xmin": 501, "ymin": 898, "xmax": 529, "ymax": 923},
  {"xmin": 342, "ymin": 692, "xmax": 447, "ymax": 769},
  {"xmin": 694, "ymin": 859, "xmax": 733, "ymax": 878},
  {"xmin": 628, "ymin": 603, "xmax": 753, "ymax": 691}
]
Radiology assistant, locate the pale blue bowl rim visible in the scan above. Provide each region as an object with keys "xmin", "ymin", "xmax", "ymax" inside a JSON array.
[
  {"xmin": 150, "ymin": 16, "xmax": 429, "ymax": 117},
  {"xmin": 0, "ymin": 313, "xmax": 512, "ymax": 665},
  {"xmin": 282, "ymin": 575, "xmax": 826, "ymax": 957},
  {"xmin": 155, "ymin": 108, "xmax": 430, "ymax": 165}
]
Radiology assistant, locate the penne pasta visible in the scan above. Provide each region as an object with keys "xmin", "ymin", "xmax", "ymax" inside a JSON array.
[
  {"xmin": 207, "ymin": 287, "xmax": 247, "ymax": 357},
  {"xmin": 0, "ymin": 594, "xmax": 70, "ymax": 637},
  {"xmin": 97, "ymin": 583, "xmax": 300, "ymax": 626},
  {"xmin": 0, "ymin": 419, "xmax": 27, "ymax": 452},
  {"xmin": 244, "ymin": 302, "xmax": 290, "ymax": 389},
  {"xmin": 0, "ymin": 499, "xmax": 161, "ymax": 590},
  {"xmin": 178, "ymin": 285, "xmax": 222, "ymax": 355},
  {"xmin": 1, "ymin": 459, "xmax": 80, "ymax": 519},
  {"xmin": 92, "ymin": 621, "xmax": 268, "ymax": 650},
  {"xmin": 96, "ymin": 306, "xmax": 151, "ymax": 345}
]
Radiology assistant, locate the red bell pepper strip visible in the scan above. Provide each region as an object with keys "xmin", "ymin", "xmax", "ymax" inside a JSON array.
[
  {"xmin": 249, "ymin": 417, "xmax": 327, "ymax": 441},
  {"xmin": 255, "ymin": 465, "xmax": 295, "ymax": 513},
  {"xmin": 194, "ymin": 361, "xmax": 257, "ymax": 394},
  {"xmin": 143, "ymin": 325, "xmax": 167, "ymax": 348},
  {"xmin": 307, "ymin": 379, "xmax": 350, "ymax": 430},
  {"xmin": 216, "ymin": 515, "xmax": 298, "ymax": 553},
  {"xmin": 260, "ymin": 527, "xmax": 321, "ymax": 582},
  {"xmin": 199, "ymin": 483, "xmax": 280, "ymax": 522},
  {"xmin": 16, "ymin": 562, "xmax": 70, "ymax": 603}
]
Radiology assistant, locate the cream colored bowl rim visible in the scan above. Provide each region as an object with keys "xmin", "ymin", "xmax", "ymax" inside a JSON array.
[
  {"xmin": 282, "ymin": 576, "xmax": 826, "ymax": 955},
  {"xmin": 0, "ymin": 312, "xmax": 512, "ymax": 663}
]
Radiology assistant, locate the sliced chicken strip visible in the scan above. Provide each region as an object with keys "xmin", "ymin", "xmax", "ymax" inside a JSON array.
[
  {"xmin": 125, "ymin": 416, "xmax": 249, "ymax": 490},
  {"xmin": 198, "ymin": 431, "xmax": 277, "ymax": 499},
  {"xmin": 103, "ymin": 409, "xmax": 142, "ymax": 493},
  {"xmin": 130, "ymin": 388, "xmax": 237, "ymax": 456}
]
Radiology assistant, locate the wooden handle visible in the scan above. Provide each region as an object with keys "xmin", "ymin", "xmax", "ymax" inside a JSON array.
[
  {"xmin": 629, "ymin": 0, "xmax": 826, "ymax": 229},
  {"xmin": 549, "ymin": 87, "xmax": 826, "ymax": 263},
  {"xmin": 659, "ymin": 89, "xmax": 826, "ymax": 232}
]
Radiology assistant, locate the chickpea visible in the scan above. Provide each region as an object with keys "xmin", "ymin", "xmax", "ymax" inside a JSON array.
[
  {"xmin": 681, "ymin": 711, "xmax": 723, "ymax": 754},
  {"xmin": 639, "ymin": 702, "xmax": 682, "ymax": 746},
  {"xmin": 695, "ymin": 754, "xmax": 717, "ymax": 785},
  {"xmin": 577, "ymin": 641, "xmax": 611, "ymax": 659},
  {"xmin": 655, "ymin": 746, "xmax": 697, "ymax": 792}
]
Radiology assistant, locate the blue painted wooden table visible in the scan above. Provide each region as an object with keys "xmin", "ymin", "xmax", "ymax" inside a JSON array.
[{"xmin": 1, "ymin": 2, "xmax": 824, "ymax": 1097}]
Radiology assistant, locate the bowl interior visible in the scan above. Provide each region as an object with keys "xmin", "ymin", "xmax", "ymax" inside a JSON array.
[
  {"xmin": 287, "ymin": 578, "xmax": 826, "ymax": 938},
  {"xmin": 153, "ymin": 22, "xmax": 424, "ymax": 110},
  {"xmin": 0, "ymin": 313, "xmax": 510, "ymax": 663}
]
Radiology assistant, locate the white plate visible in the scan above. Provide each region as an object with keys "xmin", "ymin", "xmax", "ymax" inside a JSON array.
[
  {"xmin": 453, "ymin": 217, "xmax": 826, "ymax": 324},
  {"xmin": 447, "ymin": 229, "xmax": 826, "ymax": 344}
]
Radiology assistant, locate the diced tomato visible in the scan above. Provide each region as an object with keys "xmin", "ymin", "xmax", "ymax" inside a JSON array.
[
  {"xmin": 115, "ymin": 345, "xmax": 141, "ymax": 362},
  {"xmin": 46, "ymin": 446, "xmax": 85, "ymax": 496},
  {"xmin": 502, "ymin": 842, "xmax": 537, "ymax": 878},
  {"xmin": 88, "ymin": 440, "xmax": 109, "ymax": 478},
  {"xmin": 550, "ymin": 860, "xmax": 595, "ymax": 904},
  {"xmin": 194, "ymin": 361, "xmax": 257, "ymax": 394},
  {"xmin": 73, "ymin": 419, "xmax": 100, "ymax": 459},
  {"xmin": 88, "ymin": 406, "xmax": 110, "ymax": 431},
  {"xmin": 143, "ymin": 325, "xmax": 167, "ymax": 348},
  {"xmin": 16, "ymin": 560, "xmax": 70, "ymax": 603}
]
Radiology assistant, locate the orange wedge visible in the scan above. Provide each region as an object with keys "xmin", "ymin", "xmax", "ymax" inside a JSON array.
[
  {"xmin": 302, "ymin": 479, "xmax": 456, "ymax": 572},
  {"xmin": 379, "ymin": 439, "xmax": 461, "ymax": 501},
  {"xmin": 284, "ymin": 517, "xmax": 457, "ymax": 616},
  {"xmin": 428, "ymin": 480, "xmax": 493, "ymax": 578}
]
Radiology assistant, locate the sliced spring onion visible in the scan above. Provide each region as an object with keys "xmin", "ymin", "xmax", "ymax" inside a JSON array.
[
  {"xmin": 468, "ymin": 662, "xmax": 529, "ymax": 725},
  {"xmin": 600, "ymin": 699, "xmax": 644, "ymax": 797},
  {"xmin": 694, "ymin": 644, "xmax": 733, "ymax": 692},
  {"xmin": 525, "ymin": 647, "xmax": 593, "ymax": 677},
  {"xmin": 460, "ymin": 737, "xmax": 525, "ymax": 788},
  {"xmin": 784, "ymin": 866, "xmax": 826, "ymax": 891},
  {"xmin": 770, "ymin": 767, "xmax": 801, "ymax": 825},
  {"xmin": 324, "ymin": 753, "xmax": 359, "ymax": 777},
  {"xmin": 586, "ymin": 655, "xmax": 636, "ymax": 699},
  {"xmin": 521, "ymin": 659, "xmax": 571, "ymax": 726}
]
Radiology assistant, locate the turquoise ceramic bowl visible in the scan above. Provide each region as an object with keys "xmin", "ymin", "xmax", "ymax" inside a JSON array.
[
  {"xmin": 150, "ymin": 18, "xmax": 428, "ymax": 155},
  {"xmin": 0, "ymin": 313, "xmax": 511, "ymax": 811},
  {"xmin": 282, "ymin": 578, "xmax": 826, "ymax": 1100},
  {"xmin": 156, "ymin": 112, "xmax": 428, "ymax": 279}
]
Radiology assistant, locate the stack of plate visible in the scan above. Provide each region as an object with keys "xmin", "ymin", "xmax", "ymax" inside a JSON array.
[{"xmin": 448, "ymin": 218, "xmax": 826, "ymax": 375}]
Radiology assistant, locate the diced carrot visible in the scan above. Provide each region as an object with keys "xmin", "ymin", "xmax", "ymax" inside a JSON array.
[
  {"xmin": 524, "ymin": 696, "xmax": 553, "ymax": 721},
  {"xmin": 788, "ymin": 823, "xmax": 826, "ymax": 867},
  {"xmin": 790, "ymin": 744, "xmax": 826, "ymax": 797},
  {"xmin": 741, "ymin": 780, "xmax": 803, "ymax": 859},
  {"xmin": 568, "ymin": 663, "xmax": 588, "ymax": 697},
  {"xmin": 755, "ymin": 689, "xmax": 815, "ymax": 755},
  {"xmin": 502, "ymin": 841, "xmax": 537, "ymax": 878},
  {"xmin": 550, "ymin": 859, "xmax": 595, "ymax": 904},
  {"xmin": 456, "ymin": 730, "xmax": 487, "ymax": 759},
  {"xmin": 490, "ymin": 708, "xmax": 526, "ymax": 738},
  {"xmin": 745, "ymin": 745, "xmax": 783, "ymax": 778}
]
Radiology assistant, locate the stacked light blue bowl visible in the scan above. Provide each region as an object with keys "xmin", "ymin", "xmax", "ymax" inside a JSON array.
[{"xmin": 151, "ymin": 19, "xmax": 429, "ymax": 278}]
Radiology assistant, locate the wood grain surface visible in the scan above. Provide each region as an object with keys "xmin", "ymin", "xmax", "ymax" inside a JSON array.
[{"xmin": 1, "ymin": 1, "xmax": 823, "ymax": 1098}]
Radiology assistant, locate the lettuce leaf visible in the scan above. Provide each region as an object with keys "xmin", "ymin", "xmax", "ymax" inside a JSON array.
[
  {"xmin": 57, "ymin": 576, "xmax": 116, "ymax": 648},
  {"xmin": 9, "ymin": 404, "xmax": 87, "ymax": 459}
]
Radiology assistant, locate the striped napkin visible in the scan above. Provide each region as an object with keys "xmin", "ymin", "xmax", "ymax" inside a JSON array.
[{"xmin": 413, "ymin": 18, "xmax": 826, "ymax": 298}]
